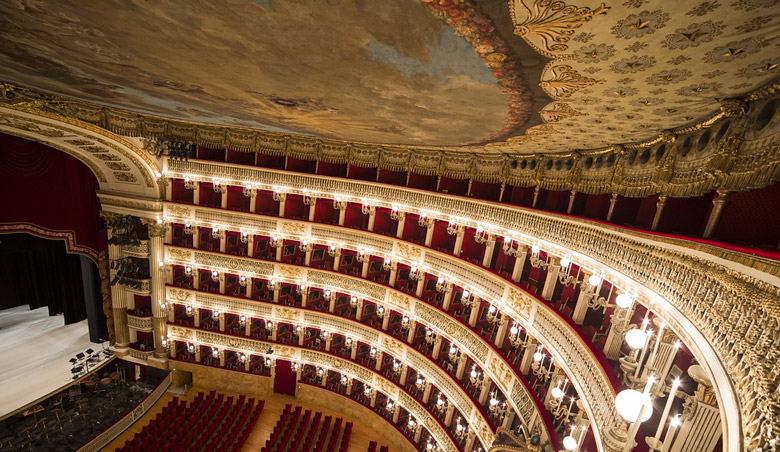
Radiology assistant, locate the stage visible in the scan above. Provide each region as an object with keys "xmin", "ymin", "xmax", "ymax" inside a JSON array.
[{"xmin": 0, "ymin": 306, "xmax": 106, "ymax": 418}]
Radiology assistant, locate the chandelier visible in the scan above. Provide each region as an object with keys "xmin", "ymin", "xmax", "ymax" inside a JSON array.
[
  {"xmin": 474, "ymin": 225, "xmax": 489, "ymax": 244},
  {"xmin": 344, "ymin": 337, "xmax": 354, "ymax": 351},
  {"xmin": 459, "ymin": 289, "xmax": 475, "ymax": 308},
  {"xmin": 272, "ymin": 188, "xmax": 285, "ymax": 202},
  {"xmin": 184, "ymin": 222, "xmax": 195, "ymax": 235},
  {"xmin": 488, "ymin": 391, "xmax": 507, "ymax": 416},
  {"xmin": 448, "ymin": 345, "xmax": 460, "ymax": 363},
  {"xmin": 502, "ymin": 236, "xmax": 520, "ymax": 257},
  {"xmin": 239, "ymin": 275, "xmax": 247, "ymax": 287},
  {"xmin": 240, "ymin": 231, "xmax": 249, "ymax": 243},
  {"xmin": 184, "ymin": 265, "xmax": 193, "ymax": 277},
  {"xmin": 361, "ymin": 200, "xmax": 372, "ymax": 215},
  {"xmin": 356, "ymin": 250, "xmax": 368, "ymax": 263},
  {"xmin": 265, "ymin": 320, "xmax": 274, "ymax": 332},
  {"xmin": 424, "ymin": 328, "xmax": 436, "ymax": 345},
  {"xmin": 508, "ymin": 323, "xmax": 527, "ymax": 348},
  {"xmin": 211, "ymin": 227, "xmax": 225, "ymax": 239},
  {"xmin": 486, "ymin": 305, "xmax": 501, "ymax": 324},
  {"xmin": 529, "ymin": 245, "xmax": 549, "ymax": 269},
  {"xmin": 392, "ymin": 359, "xmax": 403, "ymax": 375},
  {"xmin": 401, "ymin": 316, "xmax": 411, "ymax": 332},
  {"xmin": 469, "ymin": 365, "xmax": 483, "ymax": 385},
  {"xmin": 350, "ymin": 295, "xmax": 359, "ymax": 308},
  {"xmin": 268, "ymin": 279, "xmax": 276, "ymax": 290},
  {"xmin": 183, "ymin": 177, "xmax": 197, "ymax": 190},
  {"xmin": 407, "ymin": 417, "xmax": 422, "ymax": 435},
  {"xmin": 408, "ymin": 266, "xmax": 422, "ymax": 281},
  {"xmin": 302, "ymin": 192, "xmax": 315, "ymax": 205},
  {"xmin": 239, "ymin": 314, "xmax": 247, "ymax": 325},
  {"xmin": 531, "ymin": 347, "xmax": 554, "ymax": 381},
  {"xmin": 185, "ymin": 305, "xmax": 194, "ymax": 317},
  {"xmin": 363, "ymin": 384, "xmax": 373, "ymax": 397},
  {"xmin": 333, "ymin": 196, "xmax": 346, "ymax": 210},
  {"xmin": 327, "ymin": 245, "xmax": 339, "ymax": 257},
  {"xmin": 242, "ymin": 184, "xmax": 256, "ymax": 198},
  {"xmin": 323, "ymin": 289, "xmax": 332, "ymax": 301},
  {"xmin": 446, "ymin": 218, "xmax": 459, "ymax": 235},
  {"xmin": 434, "ymin": 394, "xmax": 448, "ymax": 414},
  {"xmin": 296, "ymin": 283, "xmax": 307, "ymax": 295},
  {"xmin": 415, "ymin": 375, "xmax": 426, "ymax": 392},
  {"xmin": 454, "ymin": 417, "xmax": 469, "ymax": 442},
  {"xmin": 376, "ymin": 305, "xmax": 386, "ymax": 319},
  {"xmin": 320, "ymin": 330, "xmax": 330, "ymax": 341},
  {"xmin": 435, "ymin": 277, "xmax": 446, "ymax": 292},
  {"xmin": 270, "ymin": 235, "xmax": 283, "ymax": 249}
]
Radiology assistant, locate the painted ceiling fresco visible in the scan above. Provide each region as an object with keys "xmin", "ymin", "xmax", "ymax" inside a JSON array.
[
  {"xmin": 0, "ymin": 0, "xmax": 778, "ymax": 154},
  {"xmin": 0, "ymin": 0, "xmax": 531, "ymax": 146}
]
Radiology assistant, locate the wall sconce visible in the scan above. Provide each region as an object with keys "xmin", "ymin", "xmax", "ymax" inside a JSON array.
[
  {"xmin": 390, "ymin": 206, "xmax": 403, "ymax": 221},
  {"xmin": 212, "ymin": 180, "xmax": 226, "ymax": 194},
  {"xmin": 242, "ymin": 184, "xmax": 256, "ymax": 198},
  {"xmin": 272, "ymin": 188, "xmax": 285, "ymax": 202},
  {"xmin": 183, "ymin": 177, "xmax": 197, "ymax": 190}
]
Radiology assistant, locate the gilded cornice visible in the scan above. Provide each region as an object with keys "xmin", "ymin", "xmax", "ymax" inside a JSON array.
[
  {"xmin": 3, "ymin": 80, "xmax": 780, "ymax": 197},
  {"xmin": 166, "ymin": 324, "xmax": 462, "ymax": 452}
]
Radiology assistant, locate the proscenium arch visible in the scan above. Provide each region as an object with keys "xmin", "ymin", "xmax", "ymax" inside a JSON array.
[
  {"xmin": 0, "ymin": 106, "xmax": 163, "ymax": 199},
  {"xmin": 162, "ymin": 157, "xmax": 775, "ymax": 452}
]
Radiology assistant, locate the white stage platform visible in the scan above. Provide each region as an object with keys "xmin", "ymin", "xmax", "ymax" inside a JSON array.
[{"xmin": 0, "ymin": 306, "xmax": 106, "ymax": 418}]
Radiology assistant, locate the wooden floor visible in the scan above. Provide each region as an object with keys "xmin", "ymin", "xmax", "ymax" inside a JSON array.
[{"xmin": 102, "ymin": 386, "xmax": 394, "ymax": 452}]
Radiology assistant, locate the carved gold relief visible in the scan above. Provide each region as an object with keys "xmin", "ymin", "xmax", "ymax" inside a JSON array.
[
  {"xmin": 280, "ymin": 221, "xmax": 306, "ymax": 236},
  {"xmin": 168, "ymin": 326, "xmax": 194, "ymax": 340},
  {"xmin": 168, "ymin": 248, "xmax": 192, "ymax": 261},
  {"xmin": 167, "ymin": 205, "xmax": 192, "ymax": 218},
  {"xmin": 509, "ymin": 0, "xmax": 610, "ymax": 54},
  {"xmin": 168, "ymin": 288, "xmax": 192, "ymax": 302},
  {"xmin": 540, "ymin": 65, "xmax": 605, "ymax": 99},
  {"xmin": 277, "ymin": 265, "xmax": 304, "ymax": 280},
  {"xmin": 539, "ymin": 102, "xmax": 585, "ymax": 123},
  {"xmin": 389, "ymin": 292, "xmax": 411, "ymax": 311},
  {"xmin": 274, "ymin": 306, "xmax": 300, "ymax": 321},
  {"xmin": 395, "ymin": 243, "xmax": 421, "ymax": 263}
]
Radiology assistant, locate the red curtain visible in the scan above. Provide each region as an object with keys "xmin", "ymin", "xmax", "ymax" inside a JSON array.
[
  {"xmin": 274, "ymin": 359, "xmax": 297, "ymax": 396},
  {"xmin": 0, "ymin": 133, "xmax": 105, "ymax": 260}
]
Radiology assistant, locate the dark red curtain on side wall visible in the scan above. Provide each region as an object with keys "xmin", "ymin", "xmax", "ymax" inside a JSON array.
[
  {"xmin": 0, "ymin": 134, "xmax": 105, "ymax": 259},
  {"xmin": 274, "ymin": 359, "xmax": 296, "ymax": 396}
]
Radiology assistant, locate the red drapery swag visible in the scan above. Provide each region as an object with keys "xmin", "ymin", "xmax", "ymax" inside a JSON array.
[
  {"xmin": 0, "ymin": 134, "xmax": 106, "ymax": 260},
  {"xmin": 274, "ymin": 359, "xmax": 297, "ymax": 396}
]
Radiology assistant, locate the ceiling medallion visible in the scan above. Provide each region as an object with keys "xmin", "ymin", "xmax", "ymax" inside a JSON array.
[{"xmin": 509, "ymin": 0, "xmax": 610, "ymax": 55}]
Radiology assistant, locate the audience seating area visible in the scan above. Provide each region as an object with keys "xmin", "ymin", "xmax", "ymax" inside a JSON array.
[
  {"xmin": 262, "ymin": 404, "xmax": 352, "ymax": 452},
  {"xmin": 117, "ymin": 391, "xmax": 263, "ymax": 452},
  {"xmin": 367, "ymin": 441, "xmax": 390, "ymax": 452}
]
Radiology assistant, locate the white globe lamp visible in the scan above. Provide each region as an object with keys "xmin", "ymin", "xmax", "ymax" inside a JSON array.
[
  {"xmin": 616, "ymin": 293, "xmax": 632, "ymax": 309},
  {"xmin": 588, "ymin": 274, "xmax": 602, "ymax": 287},
  {"xmin": 625, "ymin": 329, "xmax": 648, "ymax": 349},
  {"xmin": 615, "ymin": 389, "xmax": 652, "ymax": 423},
  {"xmin": 551, "ymin": 386, "xmax": 564, "ymax": 399},
  {"xmin": 563, "ymin": 435, "xmax": 578, "ymax": 450}
]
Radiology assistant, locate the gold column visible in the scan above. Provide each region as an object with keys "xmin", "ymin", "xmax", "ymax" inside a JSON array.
[
  {"xmin": 702, "ymin": 189, "xmax": 730, "ymax": 239},
  {"xmin": 651, "ymin": 194, "xmax": 668, "ymax": 231}
]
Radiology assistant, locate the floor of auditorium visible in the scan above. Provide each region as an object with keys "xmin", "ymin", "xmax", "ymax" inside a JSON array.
[{"xmin": 102, "ymin": 386, "xmax": 393, "ymax": 452}]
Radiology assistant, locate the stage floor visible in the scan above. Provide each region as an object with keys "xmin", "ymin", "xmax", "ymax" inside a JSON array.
[{"xmin": 0, "ymin": 306, "xmax": 105, "ymax": 417}]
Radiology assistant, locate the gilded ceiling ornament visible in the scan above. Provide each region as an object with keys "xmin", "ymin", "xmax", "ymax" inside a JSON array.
[
  {"xmin": 731, "ymin": 0, "xmax": 779, "ymax": 11},
  {"xmin": 610, "ymin": 55, "xmax": 656, "ymax": 74},
  {"xmin": 113, "ymin": 172, "xmax": 138, "ymax": 183},
  {"xmin": 686, "ymin": 1, "xmax": 722, "ymax": 16},
  {"xmin": 719, "ymin": 99, "xmax": 749, "ymax": 117},
  {"xmin": 572, "ymin": 43, "xmax": 615, "ymax": 64},
  {"xmin": 611, "ymin": 9, "xmax": 670, "ymax": 39},
  {"xmin": 508, "ymin": 0, "xmax": 610, "ymax": 54},
  {"xmin": 539, "ymin": 102, "xmax": 584, "ymax": 123},
  {"xmin": 661, "ymin": 20, "xmax": 725, "ymax": 50},
  {"xmin": 735, "ymin": 16, "xmax": 773, "ymax": 33},
  {"xmin": 667, "ymin": 55, "xmax": 692, "ymax": 66},
  {"xmin": 645, "ymin": 69, "xmax": 692, "ymax": 86},
  {"xmin": 704, "ymin": 37, "xmax": 768, "ymax": 63},
  {"xmin": 540, "ymin": 65, "xmax": 604, "ymax": 98},
  {"xmin": 675, "ymin": 82, "xmax": 723, "ymax": 97},
  {"xmin": 602, "ymin": 86, "xmax": 639, "ymax": 98},
  {"xmin": 737, "ymin": 58, "xmax": 780, "ymax": 78},
  {"xmin": 623, "ymin": 41, "xmax": 649, "ymax": 53},
  {"xmin": 105, "ymin": 162, "xmax": 131, "ymax": 171}
]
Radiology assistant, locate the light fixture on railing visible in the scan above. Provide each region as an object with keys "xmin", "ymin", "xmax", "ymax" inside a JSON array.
[
  {"xmin": 292, "ymin": 362, "xmax": 300, "ymax": 372},
  {"xmin": 459, "ymin": 289, "xmax": 475, "ymax": 308},
  {"xmin": 327, "ymin": 245, "xmax": 339, "ymax": 257},
  {"xmin": 418, "ymin": 211, "xmax": 435, "ymax": 228},
  {"xmin": 320, "ymin": 329, "xmax": 330, "ymax": 341},
  {"xmin": 268, "ymin": 279, "xmax": 276, "ymax": 290},
  {"xmin": 239, "ymin": 353, "xmax": 247, "ymax": 363},
  {"xmin": 562, "ymin": 425, "xmax": 578, "ymax": 451},
  {"xmin": 159, "ymin": 300, "xmax": 169, "ymax": 314},
  {"xmin": 333, "ymin": 195, "xmax": 346, "ymax": 210},
  {"xmin": 551, "ymin": 377, "xmax": 569, "ymax": 400},
  {"xmin": 265, "ymin": 320, "xmax": 274, "ymax": 332},
  {"xmin": 390, "ymin": 206, "xmax": 404, "ymax": 221},
  {"xmin": 345, "ymin": 337, "xmax": 354, "ymax": 351},
  {"xmin": 265, "ymin": 357, "xmax": 274, "ymax": 368},
  {"xmin": 415, "ymin": 375, "xmax": 426, "ymax": 391},
  {"xmin": 361, "ymin": 200, "xmax": 372, "ymax": 215},
  {"xmin": 529, "ymin": 245, "xmax": 549, "ymax": 269},
  {"xmin": 185, "ymin": 265, "xmax": 193, "ymax": 277},
  {"xmin": 296, "ymin": 283, "xmax": 307, "ymax": 295},
  {"xmin": 239, "ymin": 314, "xmax": 247, "ymax": 325},
  {"xmin": 316, "ymin": 367, "xmax": 324, "ymax": 377},
  {"xmin": 299, "ymin": 240, "xmax": 313, "ymax": 253},
  {"xmin": 508, "ymin": 323, "xmax": 526, "ymax": 348},
  {"xmin": 448, "ymin": 345, "xmax": 460, "ymax": 363},
  {"xmin": 210, "ymin": 270, "xmax": 221, "ymax": 282},
  {"xmin": 212, "ymin": 310, "xmax": 220, "ymax": 320},
  {"xmin": 187, "ymin": 343, "xmax": 195, "ymax": 353},
  {"xmin": 212, "ymin": 347, "xmax": 220, "ymax": 359},
  {"xmin": 350, "ymin": 295, "xmax": 359, "ymax": 308},
  {"xmin": 425, "ymin": 439, "xmax": 438, "ymax": 451},
  {"xmin": 363, "ymin": 384, "xmax": 373, "ymax": 397},
  {"xmin": 435, "ymin": 394, "xmax": 448, "ymax": 414},
  {"xmin": 269, "ymin": 235, "xmax": 283, "ymax": 249},
  {"xmin": 184, "ymin": 222, "xmax": 195, "ymax": 235},
  {"xmin": 211, "ymin": 227, "xmax": 225, "ymax": 239},
  {"xmin": 424, "ymin": 328, "xmax": 436, "ymax": 345},
  {"xmin": 386, "ymin": 398, "xmax": 395, "ymax": 412},
  {"xmin": 185, "ymin": 305, "xmax": 194, "ymax": 317},
  {"xmin": 446, "ymin": 218, "xmax": 459, "ymax": 235},
  {"xmin": 242, "ymin": 184, "xmax": 256, "ymax": 198},
  {"xmin": 158, "ymin": 260, "xmax": 172, "ymax": 273},
  {"xmin": 239, "ymin": 275, "xmax": 248, "ymax": 287},
  {"xmin": 272, "ymin": 188, "xmax": 285, "ymax": 202},
  {"xmin": 582, "ymin": 273, "xmax": 608, "ymax": 310},
  {"xmin": 293, "ymin": 325, "xmax": 302, "ymax": 339},
  {"xmin": 408, "ymin": 266, "xmax": 422, "ymax": 281},
  {"xmin": 469, "ymin": 364, "xmax": 483, "ymax": 385},
  {"xmin": 161, "ymin": 337, "xmax": 170, "ymax": 350},
  {"xmin": 557, "ymin": 257, "xmax": 578, "ymax": 286},
  {"xmin": 502, "ymin": 236, "xmax": 520, "ymax": 257},
  {"xmin": 240, "ymin": 231, "xmax": 249, "ymax": 243},
  {"xmin": 474, "ymin": 225, "xmax": 489, "ymax": 244},
  {"xmin": 531, "ymin": 346, "xmax": 555, "ymax": 381},
  {"xmin": 370, "ymin": 347, "xmax": 377, "ymax": 358},
  {"xmin": 554, "ymin": 396, "xmax": 577, "ymax": 425},
  {"xmin": 356, "ymin": 249, "xmax": 368, "ymax": 263},
  {"xmin": 212, "ymin": 180, "xmax": 226, "ymax": 194},
  {"xmin": 376, "ymin": 305, "xmax": 386, "ymax": 319},
  {"xmin": 183, "ymin": 177, "xmax": 197, "ymax": 190},
  {"xmin": 401, "ymin": 316, "xmax": 411, "ymax": 332},
  {"xmin": 486, "ymin": 305, "xmax": 501, "ymax": 324},
  {"xmin": 615, "ymin": 293, "xmax": 633, "ymax": 309},
  {"xmin": 323, "ymin": 289, "xmax": 332, "ymax": 301},
  {"xmin": 489, "ymin": 391, "xmax": 507, "ymax": 416},
  {"xmin": 302, "ymin": 191, "xmax": 315, "ymax": 206},
  {"xmin": 435, "ymin": 277, "xmax": 446, "ymax": 292},
  {"xmin": 382, "ymin": 257, "xmax": 392, "ymax": 271},
  {"xmin": 454, "ymin": 417, "xmax": 469, "ymax": 442},
  {"xmin": 408, "ymin": 417, "xmax": 421, "ymax": 435},
  {"xmin": 392, "ymin": 359, "xmax": 403, "ymax": 375}
]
